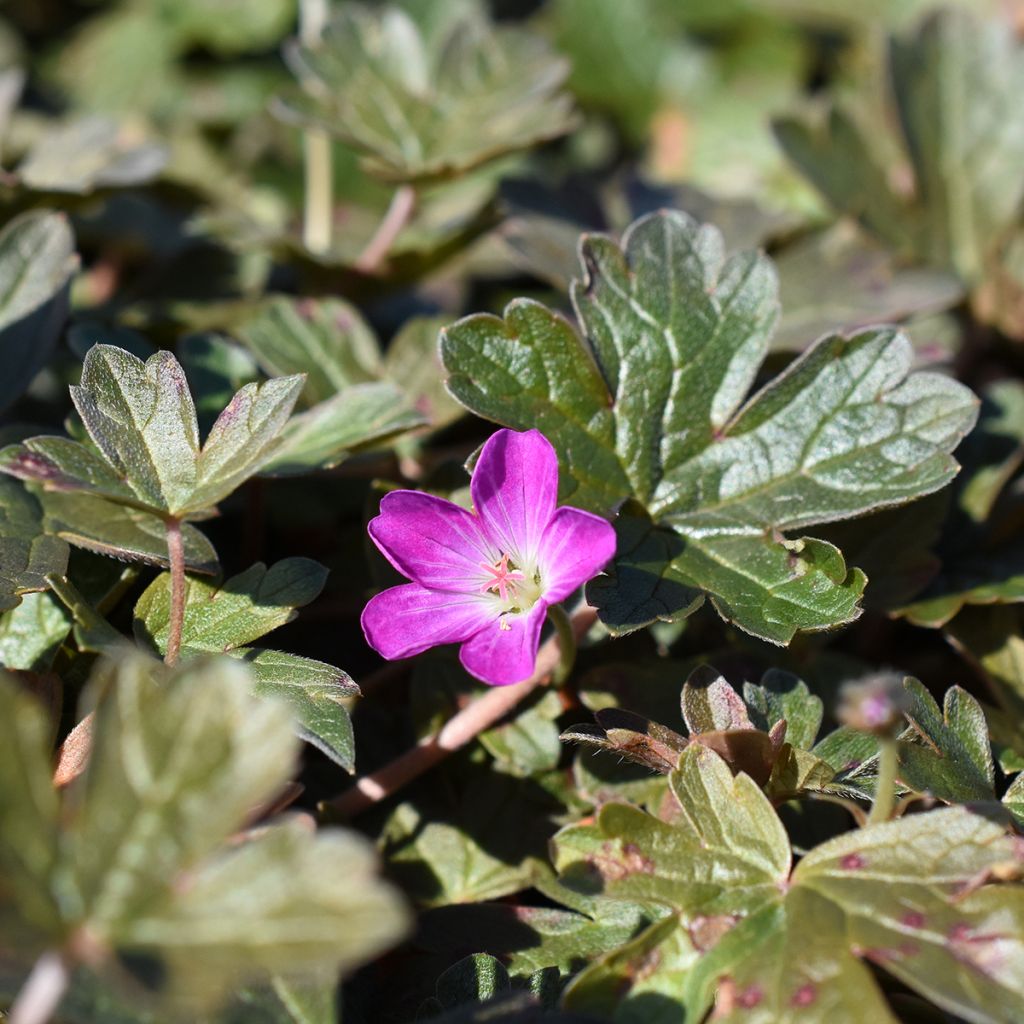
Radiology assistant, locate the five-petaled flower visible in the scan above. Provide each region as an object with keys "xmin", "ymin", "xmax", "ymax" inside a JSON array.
[{"xmin": 361, "ymin": 429, "xmax": 617, "ymax": 685}]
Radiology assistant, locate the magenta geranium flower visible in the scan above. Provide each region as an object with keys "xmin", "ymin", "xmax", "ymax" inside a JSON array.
[{"xmin": 361, "ymin": 429, "xmax": 617, "ymax": 686}]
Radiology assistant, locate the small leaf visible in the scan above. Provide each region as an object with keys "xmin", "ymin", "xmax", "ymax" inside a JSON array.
[
  {"xmin": 435, "ymin": 954, "xmax": 510, "ymax": 1009},
  {"xmin": 133, "ymin": 558, "xmax": 328, "ymax": 654},
  {"xmin": 0, "ymin": 591, "xmax": 71, "ymax": 671},
  {"xmin": 743, "ymin": 669, "xmax": 823, "ymax": 751},
  {"xmin": 276, "ymin": 7, "xmax": 576, "ymax": 183},
  {"xmin": 898, "ymin": 679, "xmax": 996, "ymax": 805},
  {"xmin": 261, "ymin": 382, "xmax": 426, "ymax": 476},
  {"xmin": 443, "ymin": 211, "xmax": 977, "ymax": 644},
  {"xmin": 16, "ymin": 116, "xmax": 167, "ymax": 194},
  {"xmin": 244, "ymin": 649, "xmax": 359, "ymax": 773},
  {"xmin": 0, "ymin": 478, "xmax": 69, "ymax": 612},
  {"xmin": 0, "ymin": 345, "xmax": 305, "ymax": 520},
  {"xmin": 237, "ymin": 296, "xmax": 382, "ymax": 407},
  {"xmin": 37, "ymin": 490, "xmax": 218, "ymax": 574},
  {"xmin": 681, "ymin": 664, "xmax": 752, "ymax": 735},
  {"xmin": 0, "ymin": 210, "xmax": 77, "ymax": 413}
]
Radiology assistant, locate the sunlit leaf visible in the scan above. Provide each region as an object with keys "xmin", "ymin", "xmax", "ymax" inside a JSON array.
[
  {"xmin": 443, "ymin": 211, "xmax": 977, "ymax": 643},
  {"xmin": 276, "ymin": 5, "xmax": 576, "ymax": 183}
]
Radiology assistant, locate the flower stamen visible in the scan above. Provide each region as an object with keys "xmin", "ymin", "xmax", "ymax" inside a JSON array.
[{"xmin": 479, "ymin": 553, "xmax": 526, "ymax": 602}]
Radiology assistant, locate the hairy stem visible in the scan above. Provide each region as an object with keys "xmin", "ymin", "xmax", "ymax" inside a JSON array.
[
  {"xmin": 165, "ymin": 517, "xmax": 186, "ymax": 667},
  {"xmin": 354, "ymin": 184, "xmax": 416, "ymax": 273},
  {"xmin": 323, "ymin": 605, "xmax": 597, "ymax": 818},
  {"xmin": 866, "ymin": 737, "xmax": 898, "ymax": 827},
  {"xmin": 8, "ymin": 950, "xmax": 71, "ymax": 1024},
  {"xmin": 300, "ymin": 0, "xmax": 332, "ymax": 254}
]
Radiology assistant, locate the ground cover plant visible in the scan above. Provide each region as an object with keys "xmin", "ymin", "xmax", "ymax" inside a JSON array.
[{"xmin": 3, "ymin": 1, "xmax": 1024, "ymax": 1022}]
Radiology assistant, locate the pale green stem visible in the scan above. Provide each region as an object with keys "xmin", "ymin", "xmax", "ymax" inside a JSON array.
[
  {"xmin": 866, "ymin": 737, "xmax": 898, "ymax": 827},
  {"xmin": 300, "ymin": 0, "xmax": 332, "ymax": 254}
]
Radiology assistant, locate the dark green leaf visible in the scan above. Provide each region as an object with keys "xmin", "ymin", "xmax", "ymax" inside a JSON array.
[
  {"xmin": 443, "ymin": 212, "xmax": 977, "ymax": 643},
  {"xmin": 435, "ymin": 954, "xmax": 510, "ymax": 1009},
  {"xmin": 0, "ymin": 210, "xmax": 77, "ymax": 413},
  {"xmin": 0, "ymin": 478, "xmax": 69, "ymax": 612},
  {"xmin": 133, "ymin": 558, "xmax": 328, "ymax": 653},
  {"xmin": 898, "ymin": 679, "xmax": 996, "ymax": 805},
  {"xmin": 743, "ymin": 669, "xmax": 823, "ymax": 750}
]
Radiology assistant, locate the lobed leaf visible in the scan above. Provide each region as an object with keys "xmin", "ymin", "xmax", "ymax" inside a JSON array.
[
  {"xmin": 443, "ymin": 211, "xmax": 977, "ymax": 643},
  {"xmin": 276, "ymin": 5, "xmax": 576, "ymax": 183},
  {"xmin": 0, "ymin": 478, "xmax": 69, "ymax": 612}
]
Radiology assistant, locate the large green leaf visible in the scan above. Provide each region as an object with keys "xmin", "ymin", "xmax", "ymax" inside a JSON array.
[
  {"xmin": 443, "ymin": 211, "xmax": 977, "ymax": 643},
  {"xmin": 0, "ymin": 210, "xmax": 77, "ymax": 413},
  {"xmin": 0, "ymin": 654, "xmax": 408, "ymax": 1010},
  {"xmin": 132, "ymin": 561, "xmax": 358, "ymax": 771},
  {"xmin": 276, "ymin": 5, "xmax": 576, "ymax": 183},
  {"xmin": 0, "ymin": 345, "xmax": 304, "ymax": 520},
  {"xmin": 775, "ymin": 8, "xmax": 1024, "ymax": 286},
  {"xmin": 554, "ymin": 745, "xmax": 1024, "ymax": 1023},
  {"xmin": 0, "ymin": 478, "xmax": 69, "ymax": 612}
]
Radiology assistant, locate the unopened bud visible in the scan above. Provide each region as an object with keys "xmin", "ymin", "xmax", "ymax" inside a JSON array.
[{"xmin": 836, "ymin": 673, "xmax": 910, "ymax": 737}]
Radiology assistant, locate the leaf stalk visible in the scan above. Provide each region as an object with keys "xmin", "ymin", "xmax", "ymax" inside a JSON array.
[
  {"xmin": 165, "ymin": 517, "xmax": 186, "ymax": 667},
  {"xmin": 866, "ymin": 736, "xmax": 898, "ymax": 827}
]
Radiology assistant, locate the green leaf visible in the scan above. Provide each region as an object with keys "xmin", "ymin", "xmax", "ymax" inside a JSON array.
[
  {"xmin": 237, "ymin": 296, "xmax": 382, "ymax": 407},
  {"xmin": 276, "ymin": 6, "xmax": 576, "ymax": 183},
  {"xmin": 120, "ymin": 818, "xmax": 407, "ymax": 1001},
  {"xmin": 0, "ymin": 673, "xmax": 63, "ymax": 942},
  {"xmin": 0, "ymin": 210, "xmax": 77, "ymax": 413},
  {"xmin": 681, "ymin": 664, "xmax": 752, "ymax": 735},
  {"xmin": 382, "ymin": 774, "xmax": 551, "ymax": 908},
  {"xmin": 897, "ymin": 679, "xmax": 996, "ymax": 806},
  {"xmin": 435, "ymin": 954, "xmax": 510, "ymax": 1009},
  {"xmin": 0, "ymin": 345, "xmax": 304, "ymax": 520},
  {"xmin": 775, "ymin": 9, "xmax": 1024, "ymax": 285},
  {"xmin": 133, "ymin": 561, "xmax": 358, "ymax": 771},
  {"xmin": 0, "ymin": 590, "xmax": 71, "ymax": 671},
  {"xmin": 245, "ymin": 649, "xmax": 358, "ymax": 773},
  {"xmin": 261, "ymin": 382, "xmax": 426, "ymax": 476},
  {"xmin": 443, "ymin": 211, "xmax": 978, "ymax": 643},
  {"xmin": 743, "ymin": 669, "xmax": 823, "ymax": 751},
  {"xmin": 0, "ymin": 653, "xmax": 408, "ymax": 1008},
  {"xmin": 37, "ymin": 490, "xmax": 219, "ymax": 574},
  {"xmin": 0, "ymin": 478, "xmax": 69, "ymax": 612},
  {"xmin": 133, "ymin": 558, "xmax": 328, "ymax": 653},
  {"xmin": 561, "ymin": 915, "xmax": 699, "ymax": 1021},
  {"xmin": 16, "ymin": 116, "xmax": 167, "ymax": 195},
  {"xmin": 551, "ymin": 744, "xmax": 1024, "ymax": 1023}
]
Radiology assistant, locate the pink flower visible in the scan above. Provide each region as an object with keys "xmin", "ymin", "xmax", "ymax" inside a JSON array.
[{"xmin": 361, "ymin": 429, "xmax": 617, "ymax": 686}]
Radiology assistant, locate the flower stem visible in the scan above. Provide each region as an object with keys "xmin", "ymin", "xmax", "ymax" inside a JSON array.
[
  {"xmin": 548, "ymin": 604, "xmax": 576, "ymax": 685},
  {"xmin": 354, "ymin": 184, "xmax": 416, "ymax": 273},
  {"xmin": 323, "ymin": 605, "xmax": 598, "ymax": 818},
  {"xmin": 300, "ymin": 0, "xmax": 332, "ymax": 254},
  {"xmin": 8, "ymin": 950, "xmax": 71, "ymax": 1024},
  {"xmin": 165, "ymin": 517, "xmax": 186, "ymax": 667},
  {"xmin": 866, "ymin": 737, "xmax": 898, "ymax": 827}
]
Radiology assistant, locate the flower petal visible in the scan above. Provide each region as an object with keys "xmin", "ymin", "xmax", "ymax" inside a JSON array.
[
  {"xmin": 369, "ymin": 490, "xmax": 497, "ymax": 591},
  {"xmin": 459, "ymin": 601, "xmax": 548, "ymax": 686},
  {"xmin": 471, "ymin": 429, "xmax": 558, "ymax": 568},
  {"xmin": 361, "ymin": 583, "xmax": 496, "ymax": 660},
  {"xmin": 537, "ymin": 506, "xmax": 617, "ymax": 603}
]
